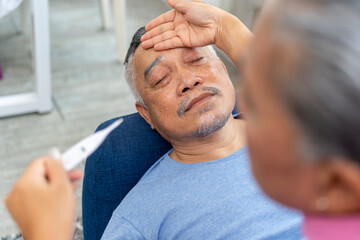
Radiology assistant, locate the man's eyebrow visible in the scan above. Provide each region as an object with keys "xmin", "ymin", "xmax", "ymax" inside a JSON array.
[{"xmin": 144, "ymin": 56, "xmax": 163, "ymax": 80}]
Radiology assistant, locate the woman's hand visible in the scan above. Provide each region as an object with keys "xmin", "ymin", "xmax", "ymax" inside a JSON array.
[
  {"xmin": 141, "ymin": 0, "xmax": 224, "ymax": 50},
  {"xmin": 5, "ymin": 157, "xmax": 82, "ymax": 240}
]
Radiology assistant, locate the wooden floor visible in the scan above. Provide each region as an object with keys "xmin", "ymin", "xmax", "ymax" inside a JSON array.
[{"xmin": 0, "ymin": 0, "xmax": 240, "ymax": 236}]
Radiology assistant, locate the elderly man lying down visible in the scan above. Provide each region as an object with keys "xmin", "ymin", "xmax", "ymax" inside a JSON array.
[{"xmin": 101, "ymin": 27, "xmax": 302, "ymax": 240}]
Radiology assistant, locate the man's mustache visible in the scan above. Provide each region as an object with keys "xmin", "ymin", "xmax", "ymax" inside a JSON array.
[{"xmin": 177, "ymin": 87, "xmax": 221, "ymax": 117}]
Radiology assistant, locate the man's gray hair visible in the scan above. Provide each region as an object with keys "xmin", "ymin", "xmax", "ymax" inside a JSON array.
[
  {"xmin": 124, "ymin": 26, "xmax": 217, "ymax": 106},
  {"xmin": 267, "ymin": 0, "xmax": 360, "ymax": 163}
]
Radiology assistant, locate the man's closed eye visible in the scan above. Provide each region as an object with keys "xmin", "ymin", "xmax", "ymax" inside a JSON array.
[
  {"xmin": 190, "ymin": 57, "xmax": 204, "ymax": 64},
  {"xmin": 155, "ymin": 74, "xmax": 168, "ymax": 86}
]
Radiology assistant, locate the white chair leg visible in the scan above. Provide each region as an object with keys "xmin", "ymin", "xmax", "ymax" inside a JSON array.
[
  {"xmin": 31, "ymin": 0, "xmax": 52, "ymax": 113},
  {"xmin": 29, "ymin": 11, "xmax": 35, "ymax": 73},
  {"xmin": 21, "ymin": 0, "xmax": 29, "ymax": 33},
  {"xmin": 99, "ymin": 0, "xmax": 112, "ymax": 29},
  {"xmin": 113, "ymin": 0, "xmax": 126, "ymax": 63}
]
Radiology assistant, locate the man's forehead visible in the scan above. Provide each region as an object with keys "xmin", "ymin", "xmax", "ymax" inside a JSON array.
[{"xmin": 133, "ymin": 46, "xmax": 209, "ymax": 68}]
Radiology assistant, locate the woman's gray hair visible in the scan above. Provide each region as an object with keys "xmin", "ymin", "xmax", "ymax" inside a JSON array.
[
  {"xmin": 124, "ymin": 27, "xmax": 217, "ymax": 106},
  {"xmin": 266, "ymin": 0, "xmax": 360, "ymax": 163}
]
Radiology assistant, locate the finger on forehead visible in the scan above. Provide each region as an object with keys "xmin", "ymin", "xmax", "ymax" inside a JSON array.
[
  {"xmin": 154, "ymin": 37, "xmax": 183, "ymax": 51},
  {"xmin": 145, "ymin": 10, "xmax": 176, "ymax": 31},
  {"xmin": 142, "ymin": 22, "xmax": 175, "ymax": 42},
  {"xmin": 142, "ymin": 30, "xmax": 178, "ymax": 49},
  {"xmin": 191, "ymin": 0, "xmax": 207, "ymax": 4}
]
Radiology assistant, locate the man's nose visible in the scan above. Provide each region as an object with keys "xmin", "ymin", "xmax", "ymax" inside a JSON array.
[{"xmin": 176, "ymin": 72, "xmax": 202, "ymax": 95}]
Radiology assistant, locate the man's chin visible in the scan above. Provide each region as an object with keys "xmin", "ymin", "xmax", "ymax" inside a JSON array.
[{"xmin": 191, "ymin": 112, "xmax": 231, "ymax": 137}]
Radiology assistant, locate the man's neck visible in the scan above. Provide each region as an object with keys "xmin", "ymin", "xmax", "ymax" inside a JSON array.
[{"xmin": 169, "ymin": 117, "xmax": 246, "ymax": 163}]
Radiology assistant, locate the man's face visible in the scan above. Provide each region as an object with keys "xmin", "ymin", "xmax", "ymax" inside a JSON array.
[
  {"xmin": 239, "ymin": 19, "xmax": 320, "ymax": 212},
  {"xmin": 133, "ymin": 46, "xmax": 235, "ymax": 141}
]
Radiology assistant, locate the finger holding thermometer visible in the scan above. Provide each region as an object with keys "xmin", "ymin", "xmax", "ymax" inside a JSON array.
[{"xmin": 49, "ymin": 119, "xmax": 123, "ymax": 171}]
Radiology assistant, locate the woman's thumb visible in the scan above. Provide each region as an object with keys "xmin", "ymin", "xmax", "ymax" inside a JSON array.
[{"xmin": 44, "ymin": 157, "xmax": 68, "ymax": 186}]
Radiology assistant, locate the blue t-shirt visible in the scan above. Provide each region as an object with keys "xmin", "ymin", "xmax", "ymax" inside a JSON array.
[{"xmin": 102, "ymin": 147, "xmax": 303, "ymax": 239}]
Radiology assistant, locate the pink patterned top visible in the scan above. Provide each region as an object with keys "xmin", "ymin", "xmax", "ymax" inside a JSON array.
[{"xmin": 303, "ymin": 213, "xmax": 360, "ymax": 240}]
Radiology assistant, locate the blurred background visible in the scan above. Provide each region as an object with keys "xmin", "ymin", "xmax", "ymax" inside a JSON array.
[{"xmin": 0, "ymin": 0, "xmax": 264, "ymax": 238}]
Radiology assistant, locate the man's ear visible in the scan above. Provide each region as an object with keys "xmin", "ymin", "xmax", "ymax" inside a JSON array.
[
  {"xmin": 135, "ymin": 102, "xmax": 155, "ymax": 129},
  {"xmin": 218, "ymin": 57, "xmax": 228, "ymax": 74},
  {"xmin": 313, "ymin": 158, "xmax": 360, "ymax": 214}
]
